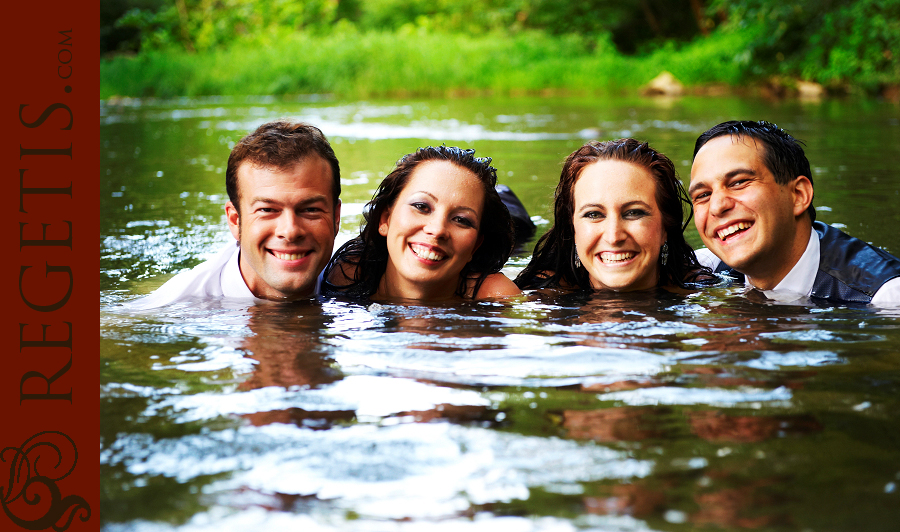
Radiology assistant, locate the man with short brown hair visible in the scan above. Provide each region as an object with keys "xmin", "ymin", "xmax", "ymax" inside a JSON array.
[{"xmin": 127, "ymin": 121, "xmax": 341, "ymax": 309}]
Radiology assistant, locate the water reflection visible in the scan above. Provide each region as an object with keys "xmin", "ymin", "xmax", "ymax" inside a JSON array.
[
  {"xmin": 101, "ymin": 95, "xmax": 900, "ymax": 531},
  {"xmin": 562, "ymin": 407, "xmax": 675, "ymax": 441},
  {"xmin": 237, "ymin": 304, "xmax": 348, "ymax": 428},
  {"xmin": 688, "ymin": 411, "xmax": 822, "ymax": 442}
]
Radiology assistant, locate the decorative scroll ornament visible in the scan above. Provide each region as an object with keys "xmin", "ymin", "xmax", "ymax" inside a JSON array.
[{"xmin": 1, "ymin": 431, "xmax": 91, "ymax": 530}]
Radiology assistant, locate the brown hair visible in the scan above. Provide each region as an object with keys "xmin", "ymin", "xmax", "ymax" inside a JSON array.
[
  {"xmin": 225, "ymin": 120, "xmax": 340, "ymax": 212},
  {"xmin": 516, "ymin": 138, "xmax": 709, "ymax": 290}
]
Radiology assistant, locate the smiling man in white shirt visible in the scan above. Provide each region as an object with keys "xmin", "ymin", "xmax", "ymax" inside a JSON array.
[
  {"xmin": 688, "ymin": 120, "xmax": 900, "ymax": 306},
  {"xmin": 125, "ymin": 120, "xmax": 342, "ymax": 309}
]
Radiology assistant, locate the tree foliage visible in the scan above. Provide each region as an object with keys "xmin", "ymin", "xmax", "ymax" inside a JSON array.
[
  {"xmin": 525, "ymin": 0, "xmax": 707, "ymax": 53},
  {"xmin": 114, "ymin": 0, "xmax": 344, "ymax": 52},
  {"xmin": 107, "ymin": 0, "xmax": 708, "ymax": 54},
  {"xmin": 709, "ymin": 0, "xmax": 900, "ymax": 89},
  {"xmin": 102, "ymin": 0, "xmax": 166, "ymax": 53},
  {"xmin": 103, "ymin": 0, "xmax": 900, "ymax": 91}
]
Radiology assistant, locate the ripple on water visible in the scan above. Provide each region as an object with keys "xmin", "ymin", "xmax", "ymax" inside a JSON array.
[
  {"xmin": 736, "ymin": 350, "xmax": 844, "ymax": 370},
  {"xmin": 102, "ymin": 422, "xmax": 651, "ymax": 521},
  {"xmin": 101, "ymin": 511, "xmax": 634, "ymax": 532},
  {"xmin": 758, "ymin": 329, "xmax": 884, "ymax": 343},
  {"xmin": 141, "ymin": 375, "xmax": 491, "ymax": 424},
  {"xmin": 598, "ymin": 385, "xmax": 792, "ymax": 407},
  {"xmin": 331, "ymin": 338, "xmax": 675, "ymax": 388}
]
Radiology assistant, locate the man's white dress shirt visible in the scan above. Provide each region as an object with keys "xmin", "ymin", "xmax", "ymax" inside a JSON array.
[
  {"xmin": 122, "ymin": 240, "xmax": 260, "ymax": 310},
  {"xmin": 696, "ymin": 228, "xmax": 900, "ymax": 306}
]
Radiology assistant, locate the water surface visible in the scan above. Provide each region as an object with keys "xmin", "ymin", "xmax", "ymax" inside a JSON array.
[{"xmin": 101, "ymin": 95, "xmax": 900, "ymax": 531}]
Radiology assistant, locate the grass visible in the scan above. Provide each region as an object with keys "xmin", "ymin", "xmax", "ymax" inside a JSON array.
[{"xmin": 101, "ymin": 27, "xmax": 765, "ymax": 99}]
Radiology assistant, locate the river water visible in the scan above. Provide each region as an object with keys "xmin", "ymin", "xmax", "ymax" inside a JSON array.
[{"xmin": 100, "ymin": 95, "xmax": 900, "ymax": 531}]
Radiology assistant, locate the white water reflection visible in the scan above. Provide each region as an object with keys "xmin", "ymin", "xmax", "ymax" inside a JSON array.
[
  {"xmin": 737, "ymin": 350, "xmax": 843, "ymax": 370},
  {"xmin": 104, "ymin": 423, "xmax": 651, "ymax": 519},
  {"xmin": 143, "ymin": 375, "xmax": 491, "ymax": 423},
  {"xmin": 102, "ymin": 98, "xmax": 714, "ymax": 143},
  {"xmin": 105, "ymin": 512, "xmax": 650, "ymax": 532},
  {"xmin": 599, "ymin": 386, "xmax": 792, "ymax": 407},
  {"xmin": 333, "ymin": 343, "xmax": 673, "ymax": 387},
  {"xmin": 306, "ymin": 118, "xmax": 575, "ymax": 141}
]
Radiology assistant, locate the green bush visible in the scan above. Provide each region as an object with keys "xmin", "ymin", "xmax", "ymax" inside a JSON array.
[
  {"xmin": 101, "ymin": 0, "xmax": 900, "ymax": 98},
  {"xmin": 708, "ymin": 0, "xmax": 900, "ymax": 90},
  {"xmin": 102, "ymin": 30, "xmax": 637, "ymax": 98}
]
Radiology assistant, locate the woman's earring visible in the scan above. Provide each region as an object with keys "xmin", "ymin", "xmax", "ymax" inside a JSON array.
[
  {"xmin": 660, "ymin": 242, "xmax": 669, "ymax": 266},
  {"xmin": 574, "ymin": 250, "xmax": 582, "ymax": 269}
]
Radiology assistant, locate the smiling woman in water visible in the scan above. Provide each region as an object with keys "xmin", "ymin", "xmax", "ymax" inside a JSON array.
[
  {"xmin": 516, "ymin": 138, "xmax": 713, "ymax": 292},
  {"xmin": 322, "ymin": 146, "xmax": 521, "ymax": 302}
]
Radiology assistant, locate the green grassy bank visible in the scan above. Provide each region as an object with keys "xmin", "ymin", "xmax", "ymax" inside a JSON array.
[{"xmin": 101, "ymin": 28, "xmax": 760, "ymax": 99}]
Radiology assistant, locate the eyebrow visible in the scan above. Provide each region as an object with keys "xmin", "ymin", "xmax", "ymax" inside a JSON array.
[
  {"xmin": 688, "ymin": 168, "xmax": 756, "ymax": 195},
  {"xmin": 577, "ymin": 200, "xmax": 651, "ymax": 211},
  {"xmin": 411, "ymin": 190, "xmax": 479, "ymax": 215},
  {"xmin": 249, "ymin": 195, "xmax": 329, "ymax": 206},
  {"xmin": 413, "ymin": 191, "xmax": 438, "ymax": 202}
]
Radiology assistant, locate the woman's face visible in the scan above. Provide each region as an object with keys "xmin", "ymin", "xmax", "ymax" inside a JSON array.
[
  {"xmin": 572, "ymin": 159, "xmax": 667, "ymax": 291},
  {"xmin": 378, "ymin": 160, "xmax": 485, "ymax": 300}
]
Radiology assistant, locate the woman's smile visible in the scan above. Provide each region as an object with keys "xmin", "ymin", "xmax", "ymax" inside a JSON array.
[
  {"xmin": 409, "ymin": 242, "xmax": 448, "ymax": 263},
  {"xmin": 378, "ymin": 160, "xmax": 485, "ymax": 300},
  {"xmin": 573, "ymin": 159, "xmax": 667, "ymax": 291}
]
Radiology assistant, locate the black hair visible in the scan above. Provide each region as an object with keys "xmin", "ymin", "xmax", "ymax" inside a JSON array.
[
  {"xmin": 693, "ymin": 120, "xmax": 815, "ymax": 221},
  {"xmin": 322, "ymin": 146, "xmax": 514, "ymax": 300}
]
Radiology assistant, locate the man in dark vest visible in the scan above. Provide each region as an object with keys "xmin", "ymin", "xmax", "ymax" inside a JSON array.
[{"xmin": 688, "ymin": 120, "xmax": 900, "ymax": 305}]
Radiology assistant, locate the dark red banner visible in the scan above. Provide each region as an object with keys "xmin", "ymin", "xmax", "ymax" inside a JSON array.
[{"xmin": 3, "ymin": 2, "xmax": 100, "ymax": 530}]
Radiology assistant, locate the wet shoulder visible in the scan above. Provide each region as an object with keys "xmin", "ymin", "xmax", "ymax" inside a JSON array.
[{"xmin": 472, "ymin": 272, "xmax": 522, "ymax": 299}]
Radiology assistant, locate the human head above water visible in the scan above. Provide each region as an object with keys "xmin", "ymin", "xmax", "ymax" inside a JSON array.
[
  {"xmin": 532, "ymin": 138, "xmax": 698, "ymax": 289},
  {"xmin": 225, "ymin": 120, "xmax": 341, "ymax": 212},
  {"xmin": 370, "ymin": 146, "xmax": 514, "ymax": 273},
  {"xmin": 359, "ymin": 146, "xmax": 515, "ymax": 297},
  {"xmin": 223, "ymin": 120, "xmax": 342, "ymax": 301},
  {"xmin": 693, "ymin": 120, "xmax": 815, "ymax": 221}
]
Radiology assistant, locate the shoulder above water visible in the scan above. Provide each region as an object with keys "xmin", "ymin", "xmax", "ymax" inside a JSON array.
[{"xmin": 473, "ymin": 272, "xmax": 522, "ymax": 299}]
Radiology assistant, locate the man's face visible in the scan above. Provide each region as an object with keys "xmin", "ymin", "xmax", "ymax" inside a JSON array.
[
  {"xmin": 689, "ymin": 135, "xmax": 809, "ymax": 288},
  {"xmin": 226, "ymin": 157, "xmax": 340, "ymax": 300}
]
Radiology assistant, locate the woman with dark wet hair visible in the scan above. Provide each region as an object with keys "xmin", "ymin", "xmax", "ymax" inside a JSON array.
[
  {"xmin": 516, "ymin": 138, "xmax": 712, "ymax": 292},
  {"xmin": 322, "ymin": 146, "xmax": 521, "ymax": 301}
]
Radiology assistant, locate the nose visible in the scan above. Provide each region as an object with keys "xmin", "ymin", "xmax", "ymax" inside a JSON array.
[
  {"xmin": 276, "ymin": 211, "xmax": 305, "ymax": 241},
  {"xmin": 601, "ymin": 216, "xmax": 626, "ymax": 245},
  {"xmin": 423, "ymin": 216, "xmax": 449, "ymax": 239},
  {"xmin": 709, "ymin": 189, "xmax": 734, "ymax": 217}
]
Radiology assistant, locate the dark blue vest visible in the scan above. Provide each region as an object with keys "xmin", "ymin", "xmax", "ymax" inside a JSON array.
[{"xmin": 714, "ymin": 222, "xmax": 900, "ymax": 304}]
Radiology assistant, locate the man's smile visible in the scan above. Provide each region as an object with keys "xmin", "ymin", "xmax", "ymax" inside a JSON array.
[
  {"xmin": 717, "ymin": 221, "xmax": 753, "ymax": 241},
  {"xmin": 270, "ymin": 249, "xmax": 312, "ymax": 261}
]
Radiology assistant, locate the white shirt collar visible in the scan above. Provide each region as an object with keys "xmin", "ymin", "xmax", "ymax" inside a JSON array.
[
  {"xmin": 749, "ymin": 227, "xmax": 818, "ymax": 301},
  {"xmin": 222, "ymin": 242, "xmax": 323, "ymax": 299},
  {"xmin": 221, "ymin": 243, "xmax": 258, "ymax": 299}
]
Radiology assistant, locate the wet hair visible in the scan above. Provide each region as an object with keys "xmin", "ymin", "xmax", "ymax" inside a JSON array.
[
  {"xmin": 693, "ymin": 120, "xmax": 815, "ymax": 221},
  {"xmin": 322, "ymin": 146, "xmax": 515, "ymax": 300},
  {"xmin": 516, "ymin": 138, "xmax": 710, "ymax": 291},
  {"xmin": 225, "ymin": 120, "xmax": 341, "ymax": 213}
]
